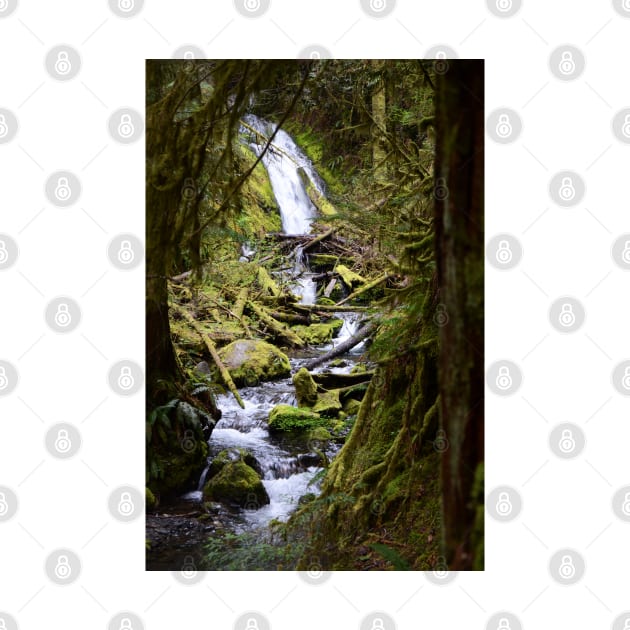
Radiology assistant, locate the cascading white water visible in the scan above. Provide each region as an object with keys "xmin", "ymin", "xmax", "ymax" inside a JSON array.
[
  {"xmin": 242, "ymin": 114, "xmax": 321, "ymax": 304},
  {"xmin": 242, "ymin": 114, "xmax": 324, "ymax": 235}
]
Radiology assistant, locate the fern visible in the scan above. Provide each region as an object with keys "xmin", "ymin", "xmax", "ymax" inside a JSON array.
[{"xmin": 370, "ymin": 543, "xmax": 411, "ymax": 570}]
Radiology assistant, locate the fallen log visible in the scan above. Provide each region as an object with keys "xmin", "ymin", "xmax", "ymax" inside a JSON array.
[
  {"xmin": 302, "ymin": 228, "xmax": 335, "ymax": 252},
  {"xmin": 336, "ymin": 273, "xmax": 391, "ymax": 306},
  {"xmin": 312, "ymin": 371, "xmax": 374, "ymax": 389},
  {"xmin": 233, "ymin": 287, "xmax": 249, "ymax": 319},
  {"xmin": 171, "ymin": 270, "xmax": 192, "ymax": 284},
  {"xmin": 291, "ymin": 303, "xmax": 370, "ymax": 313},
  {"xmin": 323, "ymin": 277, "xmax": 337, "ymax": 298},
  {"xmin": 257, "ymin": 267, "xmax": 281, "ymax": 297},
  {"xmin": 268, "ymin": 310, "xmax": 311, "ymax": 325},
  {"xmin": 170, "ymin": 304, "xmax": 245, "ymax": 409},
  {"xmin": 304, "ymin": 322, "xmax": 375, "ymax": 369},
  {"xmin": 246, "ymin": 300, "xmax": 306, "ymax": 348}
]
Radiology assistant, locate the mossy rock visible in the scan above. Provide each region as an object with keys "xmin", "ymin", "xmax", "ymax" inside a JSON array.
[
  {"xmin": 312, "ymin": 389, "xmax": 342, "ymax": 417},
  {"xmin": 308, "ymin": 426, "xmax": 333, "ymax": 442},
  {"xmin": 329, "ymin": 358, "xmax": 348, "ymax": 368},
  {"xmin": 208, "ymin": 448, "xmax": 263, "ymax": 479},
  {"xmin": 317, "ymin": 297, "xmax": 336, "ymax": 306},
  {"xmin": 293, "ymin": 367, "xmax": 318, "ymax": 407},
  {"xmin": 203, "ymin": 460, "xmax": 270, "ymax": 508},
  {"xmin": 336, "ymin": 264, "xmax": 365, "ymax": 290},
  {"xmin": 292, "ymin": 319, "xmax": 343, "ymax": 345},
  {"xmin": 146, "ymin": 487, "xmax": 157, "ymax": 512},
  {"xmin": 350, "ymin": 363, "xmax": 367, "ymax": 374},
  {"xmin": 268, "ymin": 404, "xmax": 324, "ymax": 432},
  {"xmin": 151, "ymin": 438, "xmax": 209, "ymax": 498},
  {"xmin": 218, "ymin": 339, "xmax": 291, "ymax": 386},
  {"xmin": 343, "ymin": 398, "xmax": 362, "ymax": 416}
]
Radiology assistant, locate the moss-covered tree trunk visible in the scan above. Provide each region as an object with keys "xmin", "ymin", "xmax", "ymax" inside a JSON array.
[{"xmin": 435, "ymin": 60, "xmax": 484, "ymax": 569}]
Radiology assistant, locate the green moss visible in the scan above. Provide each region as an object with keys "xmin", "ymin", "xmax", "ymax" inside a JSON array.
[
  {"xmin": 268, "ymin": 405, "xmax": 324, "ymax": 432},
  {"xmin": 146, "ymin": 487, "xmax": 157, "ymax": 511},
  {"xmin": 291, "ymin": 320, "xmax": 343, "ymax": 345},
  {"xmin": 308, "ymin": 426, "xmax": 333, "ymax": 442},
  {"xmin": 293, "ymin": 367, "xmax": 318, "ymax": 407},
  {"xmin": 203, "ymin": 460, "xmax": 269, "ymax": 508},
  {"xmin": 343, "ymin": 398, "xmax": 361, "ymax": 416},
  {"xmin": 312, "ymin": 389, "xmax": 343, "ymax": 417},
  {"xmin": 335, "ymin": 264, "xmax": 365, "ymax": 290},
  {"xmin": 218, "ymin": 339, "xmax": 291, "ymax": 386},
  {"xmin": 208, "ymin": 448, "xmax": 261, "ymax": 479}
]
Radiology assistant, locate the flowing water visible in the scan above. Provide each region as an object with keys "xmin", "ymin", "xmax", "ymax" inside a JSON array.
[{"xmin": 147, "ymin": 116, "xmax": 365, "ymax": 570}]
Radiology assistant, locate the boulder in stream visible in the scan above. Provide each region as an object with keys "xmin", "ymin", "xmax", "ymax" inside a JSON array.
[
  {"xmin": 292, "ymin": 367, "xmax": 318, "ymax": 407},
  {"xmin": 207, "ymin": 447, "xmax": 263, "ymax": 479},
  {"xmin": 291, "ymin": 319, "xmax": 343, "ymax": 345},
  {"xmin": 312, "ymin": 389, "xmax": 343, "ymax": 417},
  {"xmin": 218, "ymin": 339, "xmax": 291, "ymax": 386},
  {"xmin": 203, "ymin": 460, "xmax": 270, "ymax": 508},
  {"xmin": 268, "ymin": 404, "xmax": 324, "ymax": 432}
]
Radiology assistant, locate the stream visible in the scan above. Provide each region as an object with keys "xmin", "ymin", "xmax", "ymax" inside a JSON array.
[{"xmin": 147, "ymin": 116, "xmax": 365, "ymax": 570}]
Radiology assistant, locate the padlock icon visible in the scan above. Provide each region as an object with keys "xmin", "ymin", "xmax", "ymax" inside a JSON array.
[
  {"xmin": 183, "ymin": 50, "xmax": 195, "ymax": 60},
  {"xmin": 55, "ymin": 429, "xmax": 72, "ymax": 453},
  {"xmin": 118, "ymin": 0, "xmax": 135, "ymax": 11},
  {"xmin": 497, "ymin": 618, "xmax": 511, "ymax": 630},
  {"xmin": 54, "ymin": 303, "xmax": 72, "ymax": 328},
  {"xmin": 623, "ymin": 367, "xmax": 630, "ymax": 390},
  {"xmin": 119, "ymin": 618, "xmax": 133, "ymax": 630},
  {"xmin": 0, "ymin": 491, "xmax": 8, "ymax": 516},
  {"xmin": 621, "ymin": 114, "xmax": 630, "ymax": 139},
  {"xmin": 245, "ymin": 619, "xmax": 259, "ymax": 630},
  {"xmin": 370, "ymin": 0, "xmax": 386, "ymax": 11},
  {"xmin": 310, "ymin": 50, "xmax": 321, "ymax": 60},
  {"xmin": 54, "ymin": 51, "xmax": 72, "ymax": 76},
  {"xmin": 117, "ymin": 114, "xmax": 134, "ymax": 138},
  {"xmin": 307, "ymin": 561, "xmax": 323, "ymax": 579},
  {"xmin": 623, "ymin": 0, "xmax": 630, "ymax": 11},
  {"xmin": 496, "ymin": 0, "xmax": 512, "ymax": 11},
  {"xmin": 559, "ymin": 176, "xmax": 575, "ymax": 201},
  {"xmin": 435, "ymin": 50, "xmax": 447, "ymax": 59},
  {"xmin": 371, "ymin": 617, "xmax": 385, "ymax": 630},
  {"xmin": 54, "ymin": 554, "xmax": 72, "ymax": 579},
  {"xmin": 495, "ymin": 491, "xmax": 513, "ymax": 516},
  {"xmin": 0, "ymin": 366, "xmax": 7, "ymax": 390},
  {"xmin": 181, "ymin": 555, "xmax": 197, "ymax": 578},
  {"xmin": 118, "ymin": 491, "xmax": 134, "ymax": 516},
  {"xmin": 0, "ymin": 618, "xmax": 7, "ymax": 630},
  {"xmin": 244, "ymin": 0, "xmax": 261, "ymax": 10},
  {"xmin": 117, "ymin": 366, "xmax": 134, "ymax": 390},
  {"xmin": 623, "ymin": 619, "xmax": 630, "ymax": 630},
  {"xmin": 496, "ymin": 366, "xmax": 512, "ymax": 390},
  {"xmin": 558, "ymin": 554, "xmax": 575, "ymax": 579},
  {"xmin": 558, "ymin": 51, "xmax": 576, "ymax": 75},
  {"xmin": 558, "ymin": 303, "xmax": 575, "ymax": 327},
  {"xmin": 495, "ymin": 114, "xmax": 512, "ymax": 138},
  {"xmin": 0, "ymin": 114, "xmax": 8, "ymax": 138},
  {"xmin": 54, "ymin": 176, "xmax": 72, "ymax": 201},
  {"xmin": 621, "ymin": 241, "xmax": 630, "ymax": 264},
  {"xmin": 0, "ymin": 240, "xmax": 8, "ymax": 264},
  {"xmin": 181, "ymin": 430, "xmax": 196, "ymax": 453},
  {"xmin": 496, "ymin": 240, "xmax": 513, "ymax": 264},
  {"xmin": 117, "ymin": 240, "xmax": 135, "ymax": 264},
  {"xmin": 621, "ymin": 492, "xmax": 630, "ymax": 516},
  {"xmin": 558, "ymin": 429, "xmax": 575, "ymax": 453}
]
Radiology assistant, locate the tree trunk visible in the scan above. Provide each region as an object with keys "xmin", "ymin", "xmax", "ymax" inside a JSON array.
[{"xmin": 435, "ymin": 61, "xmax": 485, "ymax": 570}]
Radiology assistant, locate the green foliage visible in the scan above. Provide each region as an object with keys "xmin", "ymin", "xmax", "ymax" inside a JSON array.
[
  {"xmin": 204, "ymin": 531, "xmax": 305, "ymax": 570},
  {"xmin": 370, "ymin": 543, "xmax": 411, "ymax": 570}
]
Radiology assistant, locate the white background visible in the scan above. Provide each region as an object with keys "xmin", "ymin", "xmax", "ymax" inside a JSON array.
[{"xmin": 1, "ymin": 0, "xmax": 629, "ymax": 628}]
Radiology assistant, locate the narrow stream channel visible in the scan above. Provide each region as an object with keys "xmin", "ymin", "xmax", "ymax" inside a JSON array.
[{"xmin": 147, "ymin": 116, "xmax": 366, "ymax": 570}]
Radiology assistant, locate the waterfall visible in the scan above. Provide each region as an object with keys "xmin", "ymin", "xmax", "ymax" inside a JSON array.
[
  {"xmin": 242, "ymin": 114, "xmax": 321, "ymax": 304},
  {"xmin": 241, "ymin": 114, "xmax": 324, "ymax": 235}
]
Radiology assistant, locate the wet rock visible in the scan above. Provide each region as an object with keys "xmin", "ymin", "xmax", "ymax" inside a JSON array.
[
  {"xmin": 292, "ymin": 367, "xmax": 318, "ymax": 407},
  {"xmin": 343, "ymin": 398, "xmax": 361, "ymax": 416},
  {"xmin": 218, "ymin": 339, "xmax": 291, "ymax": 386},
  {"xmin": 268, "ymin": 404, "xmax": 324, "ymax": 432},
  {"xmin": 291, "ymin": 319, "xmax": 343, "ymax": 345},
  {"xmin": 312, "ymin": 389, "xmax": 342, "ymax": 417},
  {"xmin": 207, "ymin": 448, "xmax": 264, "ymax": 479},
  {"xmin": 203, "ymin": 460, "xmax": 270, "ymax": 508}
]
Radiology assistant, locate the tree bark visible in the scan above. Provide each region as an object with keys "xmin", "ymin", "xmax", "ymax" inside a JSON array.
[{"xmin": 435, "ymin": 60, "xmax": 485, "ymax": 570}]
